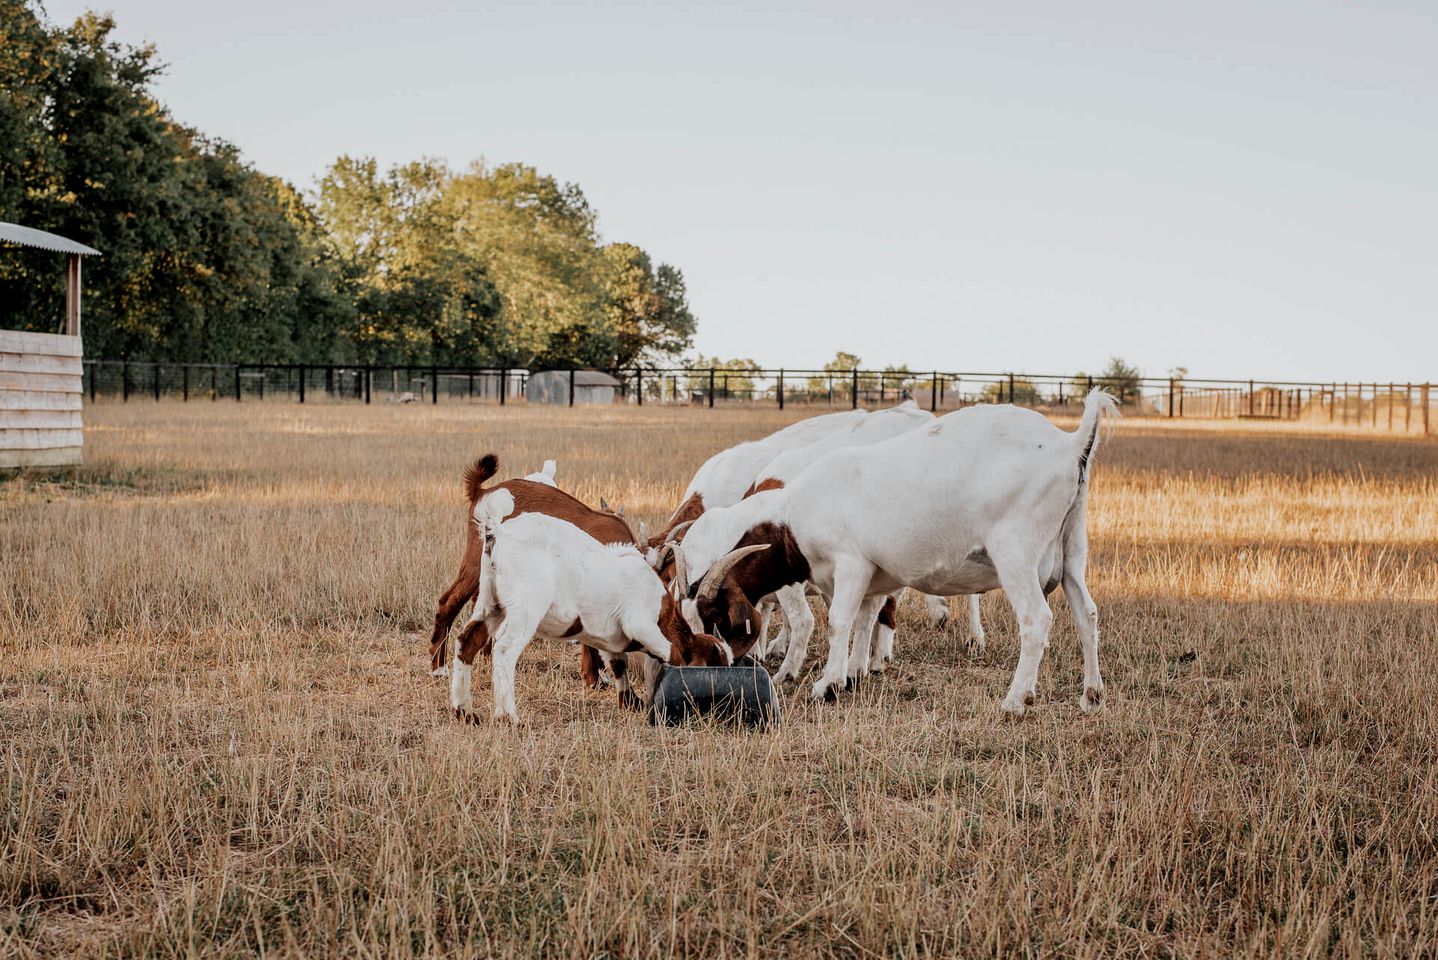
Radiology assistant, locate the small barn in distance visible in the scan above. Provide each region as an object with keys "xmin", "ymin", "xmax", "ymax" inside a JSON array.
[
  {"xmin": 1, "ymin": 222, "xmax": 99, "ymax": 468},
  {"xmin": 526, "ymin": 369, "xmax": 621, "ymax": 405}
]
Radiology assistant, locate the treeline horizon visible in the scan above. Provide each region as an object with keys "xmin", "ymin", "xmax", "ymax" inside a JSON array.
[{"xmin": 0, "ymin": 1, "xmax": 696, "ymax": 368}]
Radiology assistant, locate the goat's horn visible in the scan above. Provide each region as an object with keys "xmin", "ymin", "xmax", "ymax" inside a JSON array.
[
  {"xmin": 669, "ymin": 543, "xmax": 691, "ymax": 602},
  {"xmin": 665, "ymin": 519, "xmax": 696, "ymax": 544},
  {"xmin": 696, "ymin": 544, "xmax": 769, "ymax": 605}
]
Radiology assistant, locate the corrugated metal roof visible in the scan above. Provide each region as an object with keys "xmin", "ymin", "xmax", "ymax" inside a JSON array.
[{"xmin": 0, "ymin": 222, "xmax": 100, "ymax": 256}]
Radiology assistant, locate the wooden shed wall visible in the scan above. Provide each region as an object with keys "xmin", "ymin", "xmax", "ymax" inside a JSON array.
[{"xmin": 0, "ymin": 329, "xmax": 83, "ymax": 467}]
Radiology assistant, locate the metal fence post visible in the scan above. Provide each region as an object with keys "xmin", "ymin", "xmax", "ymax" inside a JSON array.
[
  {"xmin": 1424, "ymin": 383, "xmax": 1431, "ymax": 436},
  {"xmin": 636, "ymin": 368, "xmax": 643, "ymax": 406},
  {"xmin": 851, "ymin": 369, "xmax": 858, "ymax": 409},
  {"xmin": 499, "ymin": 368, "xmax": 507, "ymax": 405},
  {"xmin": 152, "ymin": 362, "xmax": 161, "ymax": 401},
  {"xmin": 182, "ymin": 364, "xmax": 189, "ymax": 402},
  {"xmin": 569, "ymin": 368, "xmax": 576, "ymax": 407},
  {"xmin": 1008, "ymin": 373, "xmax": 1015, "ymax": 404},
  {"xmin": 1168, "ymin": 378, "xmax": 1175, "ymax": 417},
  {"xmin": 777, "ymin": 369, "xmax": 784, "ymax": 410},
  {"xmin": 431, "ymin": 364, "xmax": 438, "ymax": 404},
  {"xmin": 89, "ymin": 362, "xmax": 97, "ymax": 403},
  {"xmin": 298, "ymin": 364, "xmax": 306, "ymax": 403},
  {"xmin": 364, "ymin": 365, "xmax": 372, "ymax": 404},
  {"xmin": 708, "ymin": 368, "xmax": 715, "ymax": 408},
  {"xmin": 930, "ymin": 371, "xmax": 938, "ymax": 412},
  {"xmin": 235, "ymin": 365, "xmax": 241, "ymax": 402}
]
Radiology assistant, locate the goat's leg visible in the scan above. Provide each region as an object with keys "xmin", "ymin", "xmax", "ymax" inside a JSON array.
[
  {"xmin": 579, "ymin": 644, "xmax": 604, "ymax": 689},
  {"xmin": 811, "ymin": 561, "xmax": 874, "ymax": 701},
  {"xmin": 921, "ymin": 591, "xmax": 949, "ymax": 628},
  {"xmin": 772, "ymin": 584, "xmax": 816, "ymax": 683},
  {"xmin": 489, "ymin": 610, "xmax": 542, "ymax": 724},
  {"xmin": 429, "ymin": 579, "xmax": 476, "ymax": 677},
  {"xmin": 751, "ymin": 602, "xmax": 774, "ymax": 658},
  {"xmin": 766, "ymin": 617, "xmax": 791, "ymax": 661},
  {"xmin": 966, "ymin": 594, "xmax": 987, "ymax": 655},
  {"xmin": 869, "ymin": 594, "xmax": 899, "ymax": 672},
  {"xmin": 600, "ymin": 650, "xmax": 644, "ymax": 711},
  {"xmin": 429, "ymin": 534, "xmax": 485, "ymax": 676},
  {"xmin": 845, "ymin": 595, "xmax": 886, "ymax": 685},
  {"xmin": 990, "ymin": 547, "xmax": 1054, "ymax": 716},
  {"xmin": 450, "ymin": 615, "xmax": 494, "ymax": 722},
  {"xmin": 1061, "ymin": 505, "xmax": 1104, "ymax": 711}
]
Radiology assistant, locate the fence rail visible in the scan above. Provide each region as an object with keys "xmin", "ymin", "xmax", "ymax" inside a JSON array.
[{"xmin": 80, "ymin": 360, "xmax": 1434, "ymax": 435}]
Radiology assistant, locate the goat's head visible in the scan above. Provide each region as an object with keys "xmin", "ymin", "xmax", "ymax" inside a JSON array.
[
  {"xmin": 657, "ymin": 590, "xmax": 733, "ymax": 667},
  {"xmin": 664, "ymin": 522, "xmax": 809, "ymax": 659}
]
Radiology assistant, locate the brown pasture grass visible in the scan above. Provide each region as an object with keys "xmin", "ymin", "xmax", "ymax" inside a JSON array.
[{"xmin": 2, "ymin": 401, "xmax": 1436, "ymax": 958}]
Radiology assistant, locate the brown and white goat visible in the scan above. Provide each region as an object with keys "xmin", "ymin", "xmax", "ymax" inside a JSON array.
[
  {"xmin": 429, "ymin": 453, "xmax": 636, "ymax": 689},
  {"xmin": 453, "ymin": 489, "xmax": 732, "ymax": 723}
]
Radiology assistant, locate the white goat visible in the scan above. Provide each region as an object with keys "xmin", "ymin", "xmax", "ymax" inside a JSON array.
[
  {"xmin": 452, "ymin": 489, "xmax": 731, "ymax": 724},
  {"xmin": 740, "ymin": 400, "xmax": 983, "ymax": 670},
  {"xmin": 524, "ymin": 459, "xmax": 559, "ymax": 487},
  {"xmin": 662, "ymin": 408, "xmax": 868, "ymax": 529},
  {"xmin": 678, "ymin": 391, "xmax": 1119, "ymax": 713}
]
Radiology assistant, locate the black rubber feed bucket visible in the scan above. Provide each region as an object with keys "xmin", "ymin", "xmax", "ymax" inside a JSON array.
[{"xmin": 649, "ymin": 656, "xmax": 780, "ymax": 728}]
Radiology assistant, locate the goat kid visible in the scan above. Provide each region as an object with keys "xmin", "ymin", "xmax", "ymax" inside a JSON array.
[
  {"xmin": 429, "ymin": 454, "xmax": 636, "ymax": 690},
  {"xmin": 452, "ymin": 489, "xmax": 732, "ymax": 724}
]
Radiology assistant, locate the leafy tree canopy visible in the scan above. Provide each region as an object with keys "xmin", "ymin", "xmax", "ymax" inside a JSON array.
[{"xmin": 0, "ymin": 2, "xmax": 698, "ymax": 368}]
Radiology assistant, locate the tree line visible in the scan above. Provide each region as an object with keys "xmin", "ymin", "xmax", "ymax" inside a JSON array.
[{"xmin": 0, "ymin": 2, "xmax": 695, "ymax": 368}]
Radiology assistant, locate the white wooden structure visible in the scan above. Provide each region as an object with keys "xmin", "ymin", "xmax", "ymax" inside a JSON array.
[{"xmin": 1, "ymin": 222, "xmax": 99, "ymax": 468}]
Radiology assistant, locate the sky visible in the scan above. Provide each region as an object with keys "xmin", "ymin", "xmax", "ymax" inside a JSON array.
[{"xmin": 40, "ymin": 0, "xmax": 1438, "ymax": 381}]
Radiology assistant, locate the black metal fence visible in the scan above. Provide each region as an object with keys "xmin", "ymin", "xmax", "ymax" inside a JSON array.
[{"xmin": 81, "ymin": 360, "xmax": 1434, "ymax": 434}]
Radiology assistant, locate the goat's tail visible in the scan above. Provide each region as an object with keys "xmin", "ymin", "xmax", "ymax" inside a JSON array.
[
  {"xmin": 462, "ymin": 453, "xmax": 499, "ymax": 503},
  {"xmin": 472, "ymin": 487, "xmax": 516, "ymax": 536},
  {"xmin": 1073, "ymin": 389, "xmax": 1121, "ymax": 479}
]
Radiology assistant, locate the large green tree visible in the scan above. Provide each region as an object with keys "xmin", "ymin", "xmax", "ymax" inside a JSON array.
[
  {"xmin": 2, "ymin": 2, "xmax": 699, "ymax": 368},
  {"xmin": 0, "ymin": 4, "xmax": 353, "ymax": 361}
]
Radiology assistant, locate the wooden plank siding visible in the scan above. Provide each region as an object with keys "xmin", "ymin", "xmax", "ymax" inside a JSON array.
[{"xmin": 0, "ymin": 329, "xmax": 83, "ymax": 468}]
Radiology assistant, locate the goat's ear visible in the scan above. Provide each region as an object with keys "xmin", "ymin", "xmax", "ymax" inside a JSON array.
[
  {"xmin": 638, "ymin": 520, "xmax": 650, "ymax": 544},
  {"xmin": 680, "ymin": 599, "xmax": 705, "ymax": 634},
  {"xmin": 600, "ymin": 496, "xmax": 612, "ymax": 512},
  {"xmin": 616, "ymin": 505, "xmax": 626, "ymax": 518}
]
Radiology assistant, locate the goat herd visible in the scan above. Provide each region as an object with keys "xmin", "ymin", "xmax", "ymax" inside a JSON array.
[{"xmin": 428, "ymin": 391, "xmax": 1119, "ymax": 724}]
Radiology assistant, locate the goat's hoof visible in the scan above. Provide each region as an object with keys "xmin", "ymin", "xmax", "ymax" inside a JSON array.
[
  {"xmin": 452, "ymin": 707, "xmax": 480, "ymax": 725},
  {"xmin": 1080, "ymin": 686, "xmax": 1105, "ymax": 712},
  {"xmin": 811, "ymin": 679, "xmax": 839, "ymax": 702},
  {"xmin": 1000, "ymin": 696, "xmax": 1027, "ymax": 716},
  {"xmin": 431, "ymin": 664, "xmax": 450, "ymax": 679},
  {"xmin": 1023, "ymin": 690, "xmax": 1036, "ymax": 707}
]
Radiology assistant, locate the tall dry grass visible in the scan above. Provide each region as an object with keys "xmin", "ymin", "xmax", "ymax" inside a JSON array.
[{"xmin": 2, "ymin": 401, "xmax": 1436, "ymax": 958}]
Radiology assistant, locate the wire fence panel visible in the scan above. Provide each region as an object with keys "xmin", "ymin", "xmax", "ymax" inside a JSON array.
[{"xmin": 80, "ymin": 361, "xmax": 1434, "ymax": 435}]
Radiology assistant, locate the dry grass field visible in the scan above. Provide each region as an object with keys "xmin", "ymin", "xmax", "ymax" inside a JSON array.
[{"xmin": 3, "ymin": 401, "xmax": 1436, "ymax": 958}]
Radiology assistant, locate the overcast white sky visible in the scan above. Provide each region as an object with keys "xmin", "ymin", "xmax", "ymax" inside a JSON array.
[{"xmin": 41, "ymin": 1, "xmax": 1437, "ymax": 380}]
